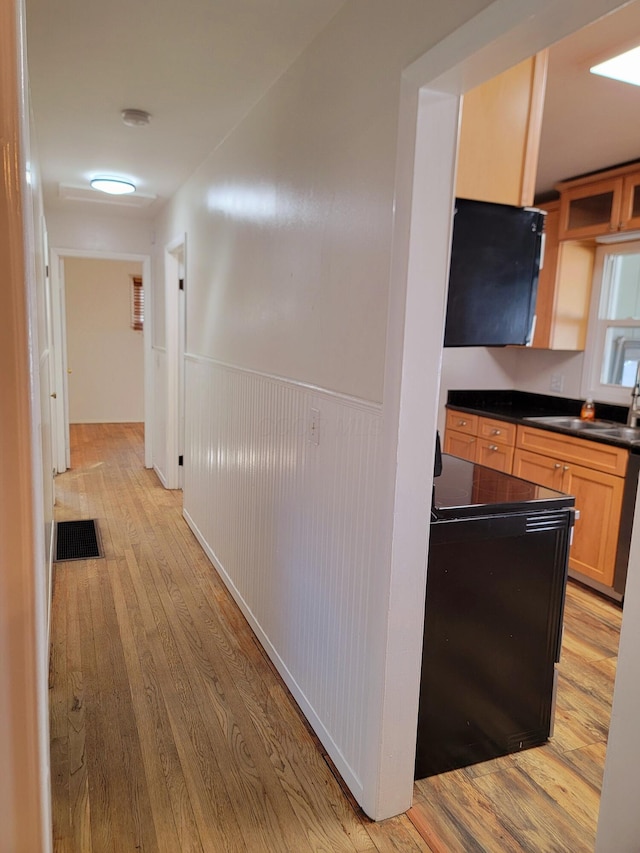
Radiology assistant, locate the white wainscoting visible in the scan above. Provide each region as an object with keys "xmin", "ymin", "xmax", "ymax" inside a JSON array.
[
  {"xmin": 183, "ymin": 354, "xmax": 382, "ymax": 800},
  {"xmin": 152, "ymin": 346, "xmax": 168, "ymax": 486}
]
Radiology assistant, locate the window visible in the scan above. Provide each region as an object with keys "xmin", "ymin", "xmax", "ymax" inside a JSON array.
[
  {"xmin": 583, "ymin": 241, "xmax": 640, "ymax": 404},
  {"xmin": 131, "ymin": 276, "xmax": 144, "ymax": 331}
]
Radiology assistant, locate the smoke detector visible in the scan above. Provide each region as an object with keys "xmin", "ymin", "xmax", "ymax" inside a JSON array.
[{"xmin": 121, "ymin": 108, "xmax": 151, "ymax": 127}]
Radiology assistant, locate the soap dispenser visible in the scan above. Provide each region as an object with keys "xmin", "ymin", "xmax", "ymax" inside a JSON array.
[{"xmin": 580, "ymin": 397, "xmax": 595, "ymax": 421}]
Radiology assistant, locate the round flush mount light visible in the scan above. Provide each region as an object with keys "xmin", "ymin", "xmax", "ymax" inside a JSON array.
[
  {"xmin": 90, "ymin": 177, "xmax": 136, "ymax": 195},
  {"xmin": 121, "ymin": 108, "xmax": 151, "ymax": 127}
]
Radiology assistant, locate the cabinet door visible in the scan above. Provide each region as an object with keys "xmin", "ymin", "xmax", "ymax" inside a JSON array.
[
  {"xmin": 512, "ymin": 448, "xmax": 563, "ymax": 490},
  {"xmin": 561, "ymin": 464, "xmax": 624, "ymax": 588},
  {"xmin": 455, "ymin": 52, "xmax": 547, "ymax": 207},
  {"xmin": 558, "ymin": 177, "xmax": 623, "ymax": 241},
  {"xmin": 620, "ymin": 172, "xmax": 640, "ymax": 231},
  {"xmin": 475, "ymin": 439, "xmax": 514, "ymax": 473},
  {"xmin": 531, "ymin": 201, "xmax": 559, "ymax": 348},
  {"xmin": 443, "ymin": 430, "xmax": 476, "ymax": 462}
]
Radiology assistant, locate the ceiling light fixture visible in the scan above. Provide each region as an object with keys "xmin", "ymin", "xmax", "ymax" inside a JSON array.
[
  {"xmin": 590, "ymin": 44, "xmax": 640, "ymax": 87},
  {"xmin": 121, "ymin": 108, "xmax": 151, "ymax": 127},
  {"xmin": 90, "ymin": 177, "xmax": 136, "ymax": 195}
]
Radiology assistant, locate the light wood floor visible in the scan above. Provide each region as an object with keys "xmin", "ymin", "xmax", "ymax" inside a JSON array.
[
  {"xmin": 50, "ymin": 424, "xmax": 621, "ymax": 852},
  {"xmin": 50, "ymin": 423, "xmax": 431, "ymax": 853}
]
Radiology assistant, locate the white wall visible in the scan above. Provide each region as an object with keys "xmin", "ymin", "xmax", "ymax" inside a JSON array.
[
  {"xmin": 152, "ymin": 0, "xmax": 496, "ymax": 818},
  {"xmin": 510, "ymin": 347, "xmax": 585, "ymax": 398},
  {"xmin": 47, "ymin": 208, "xmax": 153, "ymax": 257},
  {"xmin": 439, "ymin": 345, "xmax": 587, "ymax": 421},
  {"xmin": 64, "ymin": 257, "xmax": 144, "ymax": 423},
  {"xmin": 438, "ymin": 346, "xmax": 518, "ymax": 429}
]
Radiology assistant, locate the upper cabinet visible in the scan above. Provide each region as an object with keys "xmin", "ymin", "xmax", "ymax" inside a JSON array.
[
  {"xmin": 531, "ymin": 200, "xmax": 595, "ymax": 350},
  {"xmin": 455, "ymin": 51, "xmax": 548, "ymax": 207},
  {"xmin": 556, "ymin": 162, "xmax": 640, "ymax": 241}
]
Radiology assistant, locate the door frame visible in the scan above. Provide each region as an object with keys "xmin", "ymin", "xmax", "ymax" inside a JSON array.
[
  {"xmin": 371, "ymin": 0, "xmax": 637, "ymax": 822},
  {"xmin": 49, "ymin": 247, "xmax": 153, "ymax": 470},
  {"xmin": 164, "ymin": 234, "xmax": 187, "ymax": 490}
]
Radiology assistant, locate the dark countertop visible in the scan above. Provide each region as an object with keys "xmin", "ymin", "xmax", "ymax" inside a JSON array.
[
  {"xmin": 432, "ymin": 453, "xmax": 575, "ymax": 521},
  {"xmin": 446, "ymin": 389, "xmax": 640, "ymax": 453}
]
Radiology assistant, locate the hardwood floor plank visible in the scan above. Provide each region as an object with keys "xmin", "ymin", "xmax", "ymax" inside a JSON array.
[
  {"xmin": 111, "ymin": 548, "xmax": 221, "ymax": 851},
  {"xmin": 96, "ymin": 560, "xmax": 159, "ymax": 852},
  {"xmin": 510, "ymin": 744, "xmax": 600, "ymax": 836},
  {"xmin": 131, "ymin": 532, "xmax": 318, "ymax": 852},
  {"xmin": 49, "ymin": 565, "xmax": 71, "ymax": 848},
  {"xmin": 413, "ymin": 770, "xmax": 524, "ymax": 852},
  {"xmin": 366, "ymin": 813, "xmax": 437, "ymax": 853},
  {"xmin": 66, "ymin": 569, "xmax": 91, "ymax": 853},
  {"xmin": 473, "ymin": 764, "xmax": 594, "ymax": 852}
]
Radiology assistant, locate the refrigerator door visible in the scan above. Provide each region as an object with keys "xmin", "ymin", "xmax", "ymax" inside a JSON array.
[{"xmin": 443, "ymin": 198, "xmax": 545, "ymax": 348}]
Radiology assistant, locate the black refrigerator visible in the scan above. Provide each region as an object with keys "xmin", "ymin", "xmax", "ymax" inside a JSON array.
[
  {"xmin": 443, "ymin": 198, "xmax": 546, "ymax": 348},
  {"xmin": 415, "ymin": 454, "xmax": 575, "ymax": 780}
]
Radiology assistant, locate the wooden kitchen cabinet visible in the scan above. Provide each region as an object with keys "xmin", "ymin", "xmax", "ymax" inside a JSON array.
[
  {"xmin": 556, "ymin": 162, "xmax": 640, "ymax": 241},
  {"xmin": 444, "ymin": 430, "xmax": 476, "ymax": 461},
  {"xmin": 514, "ymin": 425, "xmax": 627, "ymax": 588},
  {"xmin": 475, "ymin": 416, "xmax": 516, "ymax": 472},
  {"xmin": 443, "ymin": 410, "xmax": 477, "ymax": 461},
  {"xmin": 444, "ymin": 411, "xmax": 515, "ymax": 473},
  {"xmin": 531, "ymin": 200, "xmax": 595, "ymax": 351},
  {"xmin": 456, "ymin": 52, "xmax": 548, "ymax": 207}
]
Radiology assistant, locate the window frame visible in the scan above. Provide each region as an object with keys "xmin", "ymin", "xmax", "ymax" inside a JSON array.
[{"xmin": 582, "ymin": 239, "xmax": 640, "ymax": 405}]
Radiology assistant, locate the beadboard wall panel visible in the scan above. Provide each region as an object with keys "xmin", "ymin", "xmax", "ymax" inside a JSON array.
[{"xmin": 183, "ymin": 355, "xmax": 382, "ymax": 796}]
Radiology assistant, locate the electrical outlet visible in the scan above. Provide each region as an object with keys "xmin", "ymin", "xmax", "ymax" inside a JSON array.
[
  {"xmin": 550, "ymin": 373, "xmax": 564, "ymax": 393},
  {"xmin": 309, "ymin": 408, "xmax": 320, "ymax": 445}
]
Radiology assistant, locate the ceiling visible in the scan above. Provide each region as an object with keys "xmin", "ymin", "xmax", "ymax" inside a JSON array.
[
  {"xmin": 23, "ymin": 0, "xmax": 640, "ymax": 219},
  {"xmin": 535, "ymin": 0, "xmax": 640, "ymax": 199},
  {"xmin": 24, "ymin": 0, "xmax": 346, "ymax": 219}
]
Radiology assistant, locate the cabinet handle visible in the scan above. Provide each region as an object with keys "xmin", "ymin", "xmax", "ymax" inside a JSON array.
[
  {"xmin": 458, "ymin": 419, "xmax": 467, "ymax": 426},
  {"xmin": 489, "ymin": 444, "xmax": 499, "ymax": 451},
  {"xmin": 563, "ymin": 465, "xmax": 570, "ymax": 472},
  {"xmin": 491, "ymin": 429, "xmax": 501, "ymax": 435},
  {"xmin": 554, "ymin": 463, "xmax": 562, "ymax": 469}
]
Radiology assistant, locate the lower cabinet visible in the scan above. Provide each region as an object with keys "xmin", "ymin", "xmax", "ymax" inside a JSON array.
[
  {"xmin": 444, "ymin": 411, "xmax": 515, "ymax": 472},
  {"xmin": 513, "ymin": 428, "xmax": 627, "ymax": 589},
  {"xmin": 444, "ymin": 408, "xmax": 631, "ymax": 595}
]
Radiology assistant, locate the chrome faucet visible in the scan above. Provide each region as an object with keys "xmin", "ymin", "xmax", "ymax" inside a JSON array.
[{"xmin": 628, "ymin": 363, "xmax": 640, "ymax": 427}]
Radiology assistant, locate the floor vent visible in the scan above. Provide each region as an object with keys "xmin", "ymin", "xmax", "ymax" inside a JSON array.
[{"xmin": 54, "ymin": 520, "xmax": 103, "ymax": 562}]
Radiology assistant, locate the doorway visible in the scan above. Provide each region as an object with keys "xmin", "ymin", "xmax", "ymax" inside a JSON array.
[
  {"xmin": 376, "ymin": 0, "xmax": 637, "ymax": 830},
  {"xmin": 164, "ymin": 236, "xmax": 187, "ymax": 490},
  {"xmin": 50, "ymin": 249, "xmax": 152, "ymax": 471}
]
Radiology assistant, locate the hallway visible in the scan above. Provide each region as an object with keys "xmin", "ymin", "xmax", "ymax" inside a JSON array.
[{"xmin": 49, "ymin": 424, "xmax": 429, "ymax": 852}]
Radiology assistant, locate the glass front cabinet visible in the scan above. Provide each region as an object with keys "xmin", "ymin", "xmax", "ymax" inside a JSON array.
[{"xmin": 557, "ymin": 165, "xmax": 640, "ymax": 241}]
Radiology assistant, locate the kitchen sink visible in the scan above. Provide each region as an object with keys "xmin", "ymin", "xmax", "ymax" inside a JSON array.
[
  {"xmin": 524, "ymin": 416, "xmax": 619, "ymax": 431},
  {"xmin": 591, "ymin": 426, "xmax": 640, "ymax": 442},
  {"xmin": 524, "ymin": 416, "xmax": 640, "ymax": 443}
]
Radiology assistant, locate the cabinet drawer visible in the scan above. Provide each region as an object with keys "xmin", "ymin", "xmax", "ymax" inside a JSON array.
[
  {"xmin": 445, "ymin": 410, "xmax": 478, "ymax": 436},
  {"xmin": 478, "ymin": 417, "xmax": 516, "ymax": 446},
  {"xmin": 516, "ymin": 425, "xmax": 628, "ymax": 477},
  {"xmin": 476, "ymin": 439, "xmax": 514, "ymax": 473}
]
